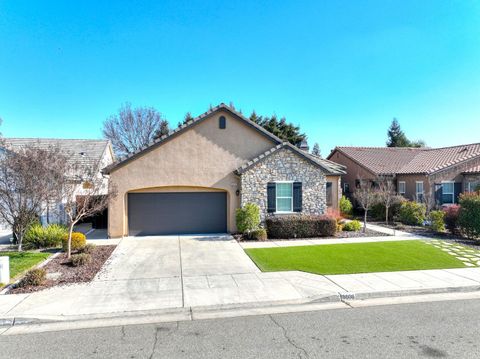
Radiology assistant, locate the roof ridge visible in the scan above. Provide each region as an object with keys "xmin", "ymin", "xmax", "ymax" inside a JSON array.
[{"xmin": 5, "ymin": 137, "xmax": 108, "ymax": 142}]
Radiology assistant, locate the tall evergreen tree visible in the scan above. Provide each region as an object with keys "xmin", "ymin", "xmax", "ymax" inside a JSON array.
[
  {"xmin": 312, "ymin": 143, "xmax": 321, "ymax": 156},
  {"xmin": 249, "ymin": 111, "xmax": 306, "ymax": 146},
  {"xmin": 386, "ymin": 118, "xmax": 411, "ymax": 147},
  {"xmin": 177, "ymin": 112, "xmax": 194, "ymax": 128}
]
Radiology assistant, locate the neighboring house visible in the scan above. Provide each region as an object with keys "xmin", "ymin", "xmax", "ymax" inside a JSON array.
[
  {"xmin": 327, "ymin": 144, "xmax": 480, "ymax": 206},
  {"xmin": 104, "ymin": 103, "xmax": 346, "ymax": 237},
  {"xmin": 1, "ymin": 138, "xmax": 114, "ymax": 229}
]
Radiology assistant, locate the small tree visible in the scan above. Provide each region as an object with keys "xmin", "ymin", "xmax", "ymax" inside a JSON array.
[
  {"xmin": 103, "ymin": 103, "xmax": 169, "ymax": 158},
  {"xmin": 353, "ymin": 178, "xmax": 378, "ymax": 233},
  {"xmin": 377, "ymin": 177, "xmax": 399, "ymax": 224},
  {"xmin": 0, "ymin": 144, "xmax": 66, "ymax": 251}
]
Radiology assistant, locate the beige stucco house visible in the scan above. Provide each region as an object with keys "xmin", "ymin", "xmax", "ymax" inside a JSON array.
[{"xmin": 104, "ymin": 104, "xmax": 345, "ymax": 237}]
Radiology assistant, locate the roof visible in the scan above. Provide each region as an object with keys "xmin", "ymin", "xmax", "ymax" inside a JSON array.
[
  {"xmin": 235, "ymin": 142, "xmax": 346, "ymax": 175},
  {"xmin": 463, "ymin": 165, "xmax": 480, "ymax": 174},
  {"xmin": 3, "ymin": 138, "xmax": 111, "ymax": 171},
  {"xmin": 328, "ymin": 143, "xmax": 480, "ymax": 175},
  {"xmin": 103, "ymin": 103, "xmax": 287, "ymax": 174}
]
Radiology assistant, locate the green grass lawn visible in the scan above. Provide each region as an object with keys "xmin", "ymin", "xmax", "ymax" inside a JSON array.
[
  {"xmin": 0, "ymin": 251, "xmax": 51, "ymax": 282},
  {"xmin": 245, "ymin": 240, "xmax": 468, "ymax": 275}
]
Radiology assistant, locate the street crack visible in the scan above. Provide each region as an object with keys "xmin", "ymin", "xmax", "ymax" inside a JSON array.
[{"xmin": 269, "ymin": 315, "xmax": 309, "ymax": 359}]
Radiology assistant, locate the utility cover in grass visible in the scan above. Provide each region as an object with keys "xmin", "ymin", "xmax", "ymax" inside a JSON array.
[{"xmin": 245, "ymin": 240, "xmax": 468, "ymax": 275}]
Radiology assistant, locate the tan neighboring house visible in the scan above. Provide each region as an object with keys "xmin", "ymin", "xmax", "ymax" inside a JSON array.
[
  {"xmin": 104, "ymin": 104, "xmax": 346, "ymax": 237},
  {"xmin": 327, "ymin": 144, "xmax": 480, "ymax": 206}
]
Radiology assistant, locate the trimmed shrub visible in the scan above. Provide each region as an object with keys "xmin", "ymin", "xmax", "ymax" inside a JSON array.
[
  {"xmin": 339, "ymin": 196, "xmax": 353, "ymax": 217},
  {"xmin": 24, "ymin": 223, "xmax": 68, "ymax": 249},
  {"xmin": 266, "ymin": 215, "xmax": 336, "ymax": 239},
  {"xmin": 458, "ymin": 193, "xmax": 480, "ymax": 240},
  {"xmin": 70, "ymin": 253, "xmax": 92, "ymax": 267},
  {"xmin": 62, "ymin": 232, "xmax": 87, "ymax": 252},
  {"xmin": 429, "ymin": 210, "xmax": 445, "ymax": 233},
  {"xmin": 398, "ymin": 201, "xmax": 426, "ymax": 226},
  {"xmin": 343, "ymin": 220, "xmax": 362, "ymax": 232},
  {"xmin": 249, "ymin": 228, "xmax": 267, "ymax": 241},
  {"xmin": 236, "ymin": 203, "xmax": 261, "ymax": 234},
  {"xmin": 79, "ymin": 243, "xmax": 96, "ymax": 254},
  {"xmin": 18, "ymin": 268, "xmax": 46, "ymax": 287},
  {"xmin": 443, "ymin": 204, "xmax": 460, "ymax": 233},
  {"xmin": 370, "ymin": 197, "xmax": 404, "ymax": 222}
]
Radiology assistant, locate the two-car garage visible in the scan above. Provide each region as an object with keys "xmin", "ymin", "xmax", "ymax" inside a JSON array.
[{"xmin": 127, "ymin": 192, "xmax": 227, "ymax": 236}]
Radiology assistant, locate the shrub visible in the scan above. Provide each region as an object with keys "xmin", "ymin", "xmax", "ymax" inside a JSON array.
[
  {"xmin": 266, "ymin": 215, "xmax": 336, "ymax": 239},
  {"xmin": 429, "ymin": 210, "xmax": 445, "ymax": 233},
  {"xmin": 443, "ymin": 204, "xmax": 460, "ymax": 233},
  {"xmin": 18, "ymin": 268, "xmax": 46, "ymax": 287},
  {"xmin": 62, "ymin": 232, "xmax": 87, "ymax": 252},
  {"xmin": 236, "ymin": 203, "xmax": 261, "ymax": 234},
  {"xmin": 249, "ymin": 228, "xmax": 267, "ymax": 241},
  {"xmin": 398, "ymin": 201, "xmax": 426, "ymax": 226},
  {"xmin": 70, "ymin": 253, "xmax": 92, "ymax": 267},
  {"xmin": 79, "ymin": 243, "xmax": 96, "ymax": 254},
  {"xmin": 339, "ymin": 196, "xmax": 353, "ymax": 217},
  {"xmin": 458, "ymin": 193, "xmax": 480, "ymax": 240},
  {"xmin": 370, "ymin": 197, "xmax": 404, "ymax": 222},
  {"xmin": 24, "ymin": 223, "xmax": 68, "ymax": 249},
  {"xmin": 343, "ymin": 220, "xmax": 362, "ymax": 232}
]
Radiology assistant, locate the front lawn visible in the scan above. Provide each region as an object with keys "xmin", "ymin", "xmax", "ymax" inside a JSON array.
[
  {"xmin": 245, "ymin": 240, "xmax": 468, "ymax": 275},
  {"xmin": 1, "ymin": 251, "xmax": 51, "ymax": 281}
]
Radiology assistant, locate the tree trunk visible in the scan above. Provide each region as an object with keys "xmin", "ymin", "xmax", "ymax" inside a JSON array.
[
  {"xmin": 385, "ymin": 206, "xmax": 389, "ymax": 225},
  {"xmin": 363, "ymin": 210, "xmax": 367, "ymax": 233},
  {"xmin": 17, "ymin": 233, "xmax": 23, "ymax": 252},
  {"xmin": 67, "ymin": 222, "xmax": 74, "ymax": 259}
]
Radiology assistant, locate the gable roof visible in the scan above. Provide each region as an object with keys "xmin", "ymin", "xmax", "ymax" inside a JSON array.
[
  {"xmin": 235, "ymin": 142, "xmax": 346, "ymax": 175},
  {"xmin": 103, "ymin": 103, "xmax": 285, "ymax": 174},
  {"xmin": 3, "ymin": 138, "xmax": 112, "ymax": 171},
  {"xmin": 328, "ymin": 143, "xmax": 480, "ymax": 175}
]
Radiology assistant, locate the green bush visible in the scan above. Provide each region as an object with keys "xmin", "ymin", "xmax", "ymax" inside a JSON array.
[
  {"xmin": 343, "ymin": 220, "xmax": 362, "ymax": 232},
  {"xmin": 398, "ymin": 201, "xmax": 426, "ymax": 226},
  {"xmin": 79, "ymin": 243, "xmax": 96, "ymax": 254},
  {"xmin": 339, "ymin": 196, "xmax": 353, "ymax": 217},
  {"xmin": 249, "ymin": 228, "xmax": 267, "ymax": 241},
  {"xmin": 24, "ymin": 223, "xmax": 68, "ymax": 249},
  {"xmin": 62, "ymin": 232, "xmax": 87, "ymax": 252},
  {"xmin": 266, "ymin": 215, "xmax": 336, "ymax": 239},
  {"xmin": 370, "ymin": 197, "xmax": 404, "ymax": 222},
  {"xmin": 70, "ymin": 253, "xmax": 92, "ymax": 267},
  {"xmin": 236, "ymin": 203, "xmax": 261, "ymax": 234},
  {"xmin": 429, "ymin": 210, "xmax": 445, "ymax": 233},
  {"xmin": 458, "ymin": 193, "xmax": 480, "ymax": 240},
  {"xmin": 18, "ymin": 268, "xmax": 46, "ymax": 287}
]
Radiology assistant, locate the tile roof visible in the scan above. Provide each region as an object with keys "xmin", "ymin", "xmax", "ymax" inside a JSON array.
[
  {"xmin": 463, "ymin": 165, "xmax": 480, "ymax": 174},
  {"xmin": 3, "ymin": 138, "xmax": 110, "ymax": 170},
  {"xmin": 235, "ymin": 142, "xmax": 346, "ymax": 175},
  {"xmin": 329, "ymin": 143, "xmax": 480, "ymax": 175}
]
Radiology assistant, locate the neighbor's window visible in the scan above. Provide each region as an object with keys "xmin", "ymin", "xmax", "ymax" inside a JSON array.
[
  {"xmin": 276, "ymin": 182, "xmax": 293, "ymax": 212},
  {"xmin": 398, "ymin": 181, "xmax": 406, "ymax": 195},
  {"xmin": 343, "ymin": 183, "xmax": 350, "ymax": 193},
  {"xmin": 442, "ymin": 181, "xmax": 454, "ymax": 204},
  {"xmin": 416, "ymin": 181, "xmax": 424, "ymax": 202}
]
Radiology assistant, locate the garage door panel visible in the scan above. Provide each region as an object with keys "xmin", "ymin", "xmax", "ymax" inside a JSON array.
[{"xmin": 128, "ymin": 192, "xmax": 227, "ymax": 236}]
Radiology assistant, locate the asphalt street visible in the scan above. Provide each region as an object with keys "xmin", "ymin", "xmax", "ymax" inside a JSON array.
[{"xmin": 1, "ymin": 298, "xmax": 479, "ymax": 358}]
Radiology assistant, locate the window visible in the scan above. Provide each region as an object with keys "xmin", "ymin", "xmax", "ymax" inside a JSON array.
[
  {"xmin": 276, "ymin": 182, "xmax": 293, "ymax": 212},
  {"xmin": 398, "ymin": 181, "xmax": 406, "ymax": 195},
  {"xmin": 416, "ymin": 181, "xmax": 424, "ymax": 202},
  {"xmin": 467, "ymin": 182, "xmax": 479, "ymax": 193},
  {"xmin": 343, "ymin": 183, "xmax": 350, "ymax": 193},
  {"xmin": 326, "ymin": 182, "xmax": 333, "ymax": 207},
  {"xmin": 219, "ymin": 116, "xmax": 226, "ymax": 129},
  {"xmin": 442, "ymin": 181, "xmax": 454, "ymax": 204}
]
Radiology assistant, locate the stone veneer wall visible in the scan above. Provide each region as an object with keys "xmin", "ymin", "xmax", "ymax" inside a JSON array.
[{"xmin": 240, "ymin": 148, "xmax": 327, "ymax": 221}]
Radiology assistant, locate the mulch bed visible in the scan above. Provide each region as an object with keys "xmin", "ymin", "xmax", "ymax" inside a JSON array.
[{"xmin": 8, "ymin": 245, "xmax": 116, "ymax": 294}]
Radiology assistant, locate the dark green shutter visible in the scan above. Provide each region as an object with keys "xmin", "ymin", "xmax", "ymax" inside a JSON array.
[
  {"xmin": 293, "ymin": 182, "xmax": 302, "ymax": 212},
  {"xmin": 267, "ymin": 183, "xmax": 276, "ymax": 213},
  {"xmin": 454, "ymin": 182, "xmax": 462, "ymax": 204}
]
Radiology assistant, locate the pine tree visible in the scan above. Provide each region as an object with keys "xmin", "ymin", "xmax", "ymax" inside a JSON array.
[
  {"xmin": 386, "ymin": 118, "xmax": 410, "ymax": 147},
  {"xmin": 312, "ymin": 143, "xmax": 321, "ymax": 156},
  {"xmin": 177, "ymin": 112, "xmax": 194, "ymax": 127}
]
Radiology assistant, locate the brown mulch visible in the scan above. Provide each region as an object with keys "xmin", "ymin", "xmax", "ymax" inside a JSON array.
[{"xmin": 8, "ymin": 245, "xmax": 116, "ymax": 294}]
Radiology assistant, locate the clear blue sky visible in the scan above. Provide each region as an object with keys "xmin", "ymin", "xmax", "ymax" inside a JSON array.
[{"xmin": 1, "ymin": 1, "xmax": 479, "ymax": 155}]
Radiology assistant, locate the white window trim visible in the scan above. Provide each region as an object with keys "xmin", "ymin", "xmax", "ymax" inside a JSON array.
[
  {"xmin": 442, "ymin": 181, "xmax": 455, "ymax": 204},
  {"xmin": 398, "ymin": 181, "xmax": 406, "ymax": 195},
  {"xmin": 415, "ymin": 181, "xmax": 424, "ymax": 201},
  {"xmin": 275, "ymin": 181, "xmax": 294, "ymax": 214}
]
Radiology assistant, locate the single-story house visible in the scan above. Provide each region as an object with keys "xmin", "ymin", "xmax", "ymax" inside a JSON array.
[
  {"xmin": 104, "ymin": 103, "xmax": 346, "ymax": 237},
  {"xmin": 327, "ymin": 144, "xmax": 480, "ymax": 205},
  {"xmin": 1, "ymin": 138, "xmax": 114, "ymax": 229}
]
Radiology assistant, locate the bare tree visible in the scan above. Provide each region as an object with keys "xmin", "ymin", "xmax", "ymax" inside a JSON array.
[
  {"xmin": 0, "ymin": 144, "xmax": 66, "ymax": 250},
  {"xmin": 103, "ymin": 103, "xmax": 169, "ymax": 158},
  {"xmin": 377, "ymin": 176, "xmax": 400, "ymax": 224},
  {"xmin": 353, "ymin": 178, "xmax": 378, "ymax": 233},
  {"xmin": 58, "ymin": 158, "xmax": 117, "ymax": 258}
]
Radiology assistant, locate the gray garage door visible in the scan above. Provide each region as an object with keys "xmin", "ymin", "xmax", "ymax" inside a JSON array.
[{"xmin": 128, "ymin": 192, "xmax": 227, "ymax": 236}]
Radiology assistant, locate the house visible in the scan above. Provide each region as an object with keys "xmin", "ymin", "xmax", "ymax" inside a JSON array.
[
  {"xmin": 327, "ymin": 144, "xmax": 480, "ymax": 205},
  {"xmin": 1, "ymin": 138, "xmax": 114, "ymax": 229},
  {"xmin": 104, "ymin": 104, "xmax": 346, "ymax": 237}
]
